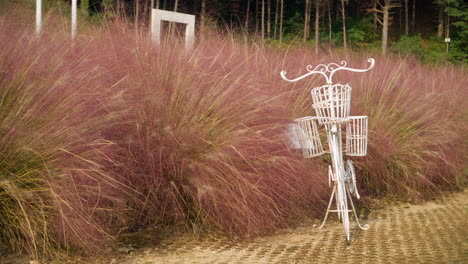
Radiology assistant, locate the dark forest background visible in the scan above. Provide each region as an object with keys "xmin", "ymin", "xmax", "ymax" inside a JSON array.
[{"xmin": 61, "ymin": 0, "xmax": 467, "ymax": 63}]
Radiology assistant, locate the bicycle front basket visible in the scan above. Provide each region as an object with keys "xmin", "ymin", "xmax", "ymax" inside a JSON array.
[
  {"xmin": 294, "ymin": 116, "xmax": 325, "ymax": 158},
  {"xmin": 311, "ymin": 84, "xmax": 352, "ymax": 125}
]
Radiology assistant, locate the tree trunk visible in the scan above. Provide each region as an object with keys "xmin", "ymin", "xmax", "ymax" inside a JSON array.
[
  {"xmin": 446, "ymin": 14, "xmax": 449, "ymax": 52},
  {"xmin": 261, "ymin": 0, "xmax": 265, "ymax": 41},
  {"xmin": 143, "ymin": 0, "xmax": 149, "ymax": 24},
  {"xmin": 274, "ymin": 0, "xmax": 279, "ymax": 38},
  {"xmin": 267, "ymin": 0, "xmax": 271, "ymax": 38},
  {"xmin": 404, "ymin": 0, "xmax": 408, "ymax": 35},
  {"xmin": 245, "ymin": 0, "xmax": 250, "ymax": 31},
  {"xmin": 201, "ymin": 0, "xmax": 206, "ymax": 33},
  {"xmin": 373, "ymin": 0, "xmax": 377, "ymax": 37},
  {"xmin": 398, "ymin": 0, "xmax": 402, "ymax": 32},
  {"xmin": 308, "ymin": 0, "xmax": 312, "ymax": 38},
  {"xmin": 304, "ymin": 0, "xmax": 309, "ymax": 42},
  {"xmin": 256, "ymin": 0, "xmax": 259, "ymax": 34},
  {"xmin": 446, "ymin": 12, "xmax": 449, "ymax": 38},
  {"xmin": 437, "ymin": 5, "xmax": 443, "ymax": 37},
  {"xmin": 135, "ymin": 0, "xmax": 139, "ymax": 31},
  {"xmin": 382, "ymin": 0, "xmax": 389, "ymax": 55},
  {"xmin": 315, "ymin": 0, "xmax": 320, "ymax": 55},
  {"xmin": 80, "ymin": 0, "xmax": 87, "ymax": 16},
  {"xmin": 328, "ymin": 0, "xmax": 332, "ymax": 49},
  {"xmin": 411, "ymin": 0, "xmax": 415, "ymax": 33},
  {"xmin": 279, "ymin": 0, "xmax": 283, "ymax": 44},
  {"xmin": 167, "ymin": 0, "xmax": 178, "ymax": 37},
  {"xmin": 341, "ymin": 0, "xmax": 347, "ymax": 50}
]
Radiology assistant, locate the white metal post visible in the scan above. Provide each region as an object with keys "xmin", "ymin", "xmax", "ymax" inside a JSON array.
[
  {"xmin": 151, "ymin": 9, "xmax": 162, "ymax": 46},
  {"xmin": 71, "ymin": 0, "xmax": 77, "ymax": 39},
  {"xmin": 36, "ymin": 0, "xmax": 42, "ymax": 35},
  {"xmin": 185, "ymin": 18, "xmax": 195, "ymax": 48}
]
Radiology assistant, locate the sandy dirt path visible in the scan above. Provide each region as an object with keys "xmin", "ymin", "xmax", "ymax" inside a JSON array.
[{"xmin": 114, "ymin": 190, "xmax": 467, "ymax": 264}]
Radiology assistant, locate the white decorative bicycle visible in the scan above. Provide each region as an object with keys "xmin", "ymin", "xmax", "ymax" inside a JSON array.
[{"xmin": 281, "ymin": 58, "xmax": 375, "ymax": 245}]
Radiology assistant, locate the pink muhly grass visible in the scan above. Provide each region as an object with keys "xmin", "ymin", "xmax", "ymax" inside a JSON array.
[
  {"xmin": 286, "ymin": 52, "xmax": 466, "ymax": 200},
  {"xmin": 350, "ymin": 57, "xmax": 466, "ymax": 199},
  {"xmin": 1, "ymin": 2, "xmax": 466, "ymax": 259},
  {"xmin": 103, "ymin": 31, "xmax": 330, "ymax": 236},
  {"xmin": 280, "ymin": 48, "xmax": 466, "ymax": 200},
  {"xmin": 0, "ymin": 10, "xmax": 129, "ymax": 257},
  {"xmin": 1, "ymin": 9, "xmax": 328, "ymax": 247}
]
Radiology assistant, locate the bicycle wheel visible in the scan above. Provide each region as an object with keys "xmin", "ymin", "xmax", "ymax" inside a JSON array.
[
  {"xmin": 336, "ymin": 177, "xmax": 350, "ymax": 245},
  {"xmin": 346, "ymin": 160, "xmax": 360, "ymax": 199}
]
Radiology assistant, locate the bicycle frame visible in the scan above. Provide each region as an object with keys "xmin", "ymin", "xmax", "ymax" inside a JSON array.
[{"xmin": 281, "ymin": 59, "xmax": 374, "ymax": 245}]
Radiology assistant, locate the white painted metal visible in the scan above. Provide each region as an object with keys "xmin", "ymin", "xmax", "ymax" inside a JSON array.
[
  {"xmin": 293, "ymin": 116, "xmax": 324, "ymax": 158},
  {"xmin": 36, "ymin": 0, "xmax": 78, "ymax": 39},
  {"xmin": 346, "ymin": 116, "xmax": 368, "ymax": 156},
  {"xmin": 151, "ymin": 9, "xmax": 195, "ymax": 49},
  {"xmin": 311, "ymin": 84, "xmax": 352, "ymax": 125},
  {"xmin": 36, "ymin": 0, "xmax": 41, "ymax": 35},
  {"xmin": 71, "ymin": 0, "xmax": 77, "ymax": 39},
  {"xmin": 345, "ymin": 160, "xmax": 359, "ymax": 199},
  {"xmin": 281, "ymin": 58, "xmax": 375, "ymax": 85},
  {"xmin": 281, "ymin": 59, "xmax": 374, "ymax": 245}
]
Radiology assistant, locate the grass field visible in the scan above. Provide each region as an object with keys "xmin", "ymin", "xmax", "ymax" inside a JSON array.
[{"xmin": 0, "ymin": 2, "xmax": 466, "ymax": 260}]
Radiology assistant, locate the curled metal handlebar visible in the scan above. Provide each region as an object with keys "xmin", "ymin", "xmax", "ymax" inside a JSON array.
[{"xmin": 280, "ymin": 58, "xmax": 375, "ymax": 84}]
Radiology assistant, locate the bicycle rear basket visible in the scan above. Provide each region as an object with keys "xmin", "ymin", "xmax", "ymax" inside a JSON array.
[
  {"xmin": 294, "ymin": 116, "xmax": 325, "ymax": 158},
  {"xmin": 311, "ymin": 84, "xmax": 352, "ymax": 125},
  {"xmin": 346, "ymin": 116, "xmax": 368, "ymax": 156}
]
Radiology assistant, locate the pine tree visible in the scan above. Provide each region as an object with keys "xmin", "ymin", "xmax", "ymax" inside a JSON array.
[
  {"xmin": 314, "ymin": 0, "xmax": 320, "ymax": 54},
  {"xmin": 341, "ymin": 0, "xmax": 348, "ymax": 50},
  {"xmin": 369, "ymin": 0, "xmax": 399, "ymax": 55}
]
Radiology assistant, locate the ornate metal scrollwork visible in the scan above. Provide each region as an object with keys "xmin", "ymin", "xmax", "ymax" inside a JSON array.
[{"xmin": 281, "ymin": 58, "xmax": 375, "ymax": 84}]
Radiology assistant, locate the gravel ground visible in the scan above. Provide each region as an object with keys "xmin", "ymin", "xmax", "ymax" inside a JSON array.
[
  {"xmin": 115, "ymin": 190, "xmax": 468, "ymax": 264},
  {"xmin": 4, "ymin": 190, "xmax": 467, "ymax": 264}
]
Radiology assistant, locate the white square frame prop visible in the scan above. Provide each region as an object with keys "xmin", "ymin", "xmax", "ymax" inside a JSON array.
[
  {"xmin": 36, "ymin": 0, "xmax": 77, "ymax": 39},
  {"xmin": 151, "ymin": 9, "xmax": 195, "ymax": 49}
]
